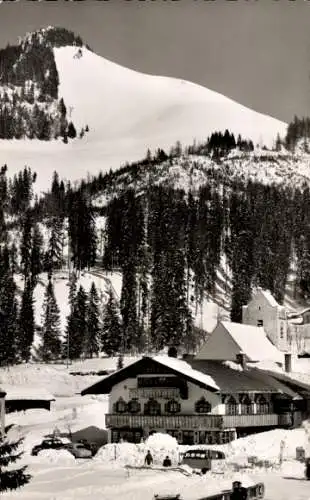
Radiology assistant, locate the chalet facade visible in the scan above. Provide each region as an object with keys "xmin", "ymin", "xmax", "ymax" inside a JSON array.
[{"xmin": 82, "ymin": 350, "xmax": 304, "ymax": 445}]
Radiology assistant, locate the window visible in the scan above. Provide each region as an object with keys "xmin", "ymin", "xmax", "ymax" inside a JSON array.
[
  {"xmin": 240, "ymin": 394, "xmax": 254, "ymax": 414},
  {"xmin": 195, "ymin": 397, "xmax": 212, "ymax": 414},
  {"xmin": 255, "ymin": 395, "xmax": 270, "ymax": 414},
  {"xmin": 144, "ymin": 398, "xmax": 161, "ymax": 416},
  {"xmin": 257, "ymin": 320, "xmax": 263, "ymax": 327},
  {"xmin": 226, "ymin": 396, "xmax": 238, "ymax": 416},
  {"xmin": 165, "ymin": 399, "xmax": 181, "ymax": 414},
  {"xmin": 114, "ymin": 397, "xmax": 127, "ymax": 414},
  {"xmin": 127, "ymin": 398, "xmax": 141, "ymax": 414},
  {"xmin": 280, "ymin": 323, "xmax": 284, "ymax": 339}
]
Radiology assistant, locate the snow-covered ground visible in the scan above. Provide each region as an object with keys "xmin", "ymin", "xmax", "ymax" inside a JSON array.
[
  {"xmin": 2, "ymin": 427, "xmax": 310, "ymax": 499},
  {"xmin": 0, "ymin": 45, "xmax": 287, "ymax": 195}
]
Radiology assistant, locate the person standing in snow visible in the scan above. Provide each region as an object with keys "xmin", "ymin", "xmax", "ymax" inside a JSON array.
[
  {"xmin": 144, "ymin": 450, "xmax": 153, "ymax": 466},
  {"xmin": 163, "ymin": 455, "xmax": 172, "ymax": 467}
]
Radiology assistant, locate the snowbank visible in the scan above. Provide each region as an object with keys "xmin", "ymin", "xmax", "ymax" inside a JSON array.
[
  {"xmin": 32, "ymin": 449, "xmax": 76, "ymax": 464},
  {"xmin": 96, "ymin": 433, "xmax": 180, "ymax": 467},
  {"xmin": 219, "ymin": 427, "xmax": 310, "ymax": 463}
]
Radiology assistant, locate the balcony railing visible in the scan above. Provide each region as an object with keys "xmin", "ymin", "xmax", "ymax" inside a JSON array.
[
  {"xmin": 106, "ymin": 413, "xmax": 224, "ymax": 430},
  {"xmin": 106, "ymin": 412, "xmax": 299, "ymax": 431},
  {"xmin": 222, "ymin": 413, "xmax": 279, "ymax": 428}
]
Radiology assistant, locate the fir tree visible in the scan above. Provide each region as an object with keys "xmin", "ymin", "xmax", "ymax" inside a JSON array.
[
  {"xmin": 30, "ymin": 223, "xmax": 44, "ymax": 288},
  {"xmin": 0, "ymin": 248, "xmax": 18, "ymax": 365},
  {"xmin": 20, "ymin": 211, "xmax": 33, "ymax": 281},
  {"xmin": 101, "ymin": 289, "xmax": 122, "ymax": 356},
  {"xmin": 39, "ymin": 279, "xmax": 62, "ymax": 361},
  {"xmin": 67, "ymin": 122, "xmax": 77, "ymax": 139},
  {"xmin": 18, "ymin": 280, "xmax": 35, "ymax": 362},
  {"xmin": 0, "ymin": 426, "xmax": 31, "ymax": 493},
  {"xmin": 84, "ymin": 282, "xmax": 100, "ymax": 358},
  {"xmin": 65, "ymin": 285, "xmax": 87, "ymax": 359}
]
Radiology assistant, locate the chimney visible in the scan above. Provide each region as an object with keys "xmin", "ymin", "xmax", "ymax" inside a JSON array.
[
  {"xmin": 284, "ymin": 353, "xmax": 292, "ymax": 373},
  {"xmin": 168, "ymin": 346, "xmax": 178, "ymax": 358},
  {"xmin": 236, "ymin": 352, "xmax": 246, "ymax": 369}
]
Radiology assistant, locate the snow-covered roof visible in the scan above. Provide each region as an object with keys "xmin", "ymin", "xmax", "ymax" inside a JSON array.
[
  {"xmin": 254, "ymin": 361, "xmax": 310, "ymax": 394},
  {"xmin": 190, "ymin": 360, "xmax": 298, "ymax": 397},
  {"xmin": 258, "ymin": 288, "xmax": 281, "ymax": 308},
  {"xmin": 221, "ymin": 321, "xmax": 283, "ymax": 363},
  {"xmin": 3, "ymin": 385, "xmax": 55, "ymax": 401},
  {"xmin": 81, "ymin": 355, "xmax": 220, "ymax": 395},
  {"xmin": 153, "ymin": 355, "xmax": 220, "ymax": 391},
  {"xmin": 288, "ymin": 317, "xmax": 304, "ymax": 325},
  {"xmin": 287, "ymin": 307, "xmax": 310, "ymax": 319}
]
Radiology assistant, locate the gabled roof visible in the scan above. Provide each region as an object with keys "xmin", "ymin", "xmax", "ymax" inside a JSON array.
[
  {"xmin": 257, "ymin": 288, "xmax": 281, "ymax": 308},
  {"xmin": 81, "ymin": 355, "xmax": 299, "ymax": 399},
  {"xmin": 221, "ymin": 321, "xmax": 283, "ymax": 363},
  {"xmin": 81, "ymin": 356, "xmax": 220, "ymax": 395},
  {"xmin": 189, "ymin": 360, "xmax": 299, "ymax": 398}
]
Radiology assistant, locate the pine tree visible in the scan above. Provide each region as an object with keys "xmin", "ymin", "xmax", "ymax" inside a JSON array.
[
  {"xmin": 39, "ymin": 279, "xmax": 62, "ymax": 361},
  {"xmin": 0, "ymin": 426, "xmax": 31, "ymax": 493},
  {"xmin": 101, "ymin": 289, "xmax": 122, "ymax": 356},
  {"xmin": 84, "ymin": 282, "xmax": 100, "ymax": 358},
  {"xmin": 67, "ymin": 121, "xmax": 77, "ymax": 139},
  {"xmin": 18, "ymin": 280, "xmax": 35, "ymax": 362},
  {"xmin": 30, "ymin": 223, "xmax": 43, "ymax": 288},
  {"xmin": 65, "ymin": 285, "xmax": 87, "ymax": 360},
  {"xmin": 0, "ymin": 247, "xmax": 19, "ymax": 365},
  {"xmin": 20, "ymin": 211, "xmax": 32, "ymax": 281}
]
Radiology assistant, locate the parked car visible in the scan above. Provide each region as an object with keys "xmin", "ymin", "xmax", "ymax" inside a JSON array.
[
  {"xmin": 66, "ymin": 442, "xmax": 93, "ymax": 459},
  {"xmin": 76, "ymin": 439, "xmax": 99, "ymax": 456},
  {"xmin": 31, "ymin": 438, "xmax": 67, "ymax": 456},
  {"xmin": 181, "ymin": 448, "xmax": 226, "ymax": 474}
]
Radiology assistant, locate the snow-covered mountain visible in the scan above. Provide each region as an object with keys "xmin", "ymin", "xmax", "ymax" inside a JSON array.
[{"xmin": 0, "ymin": 27, "xmax": 287, "ymax": 193}]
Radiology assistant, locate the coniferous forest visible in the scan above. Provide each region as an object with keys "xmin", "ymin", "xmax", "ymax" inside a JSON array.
[{"xmin": 0, "ymin": 122, "xmax": 310, "ymax": 364}]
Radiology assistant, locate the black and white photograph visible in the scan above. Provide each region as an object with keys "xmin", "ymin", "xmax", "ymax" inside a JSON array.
[{"xmin": 0, "ymin": 1, "xmax": 310, "ymax": 499}]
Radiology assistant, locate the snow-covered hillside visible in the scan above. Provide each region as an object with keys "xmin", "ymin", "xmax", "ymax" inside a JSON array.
[{"xmin": 0, "ymin": 43, "xmax": 286, "ymax": 194}]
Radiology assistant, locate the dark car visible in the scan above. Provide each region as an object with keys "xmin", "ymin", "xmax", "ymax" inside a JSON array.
[
  {"xmin": 65, "ymin": 442, "xmax": 93, "ymax": 459},
  {"xmin": 75, "ymin": 439, "xmax": 99, "ymax": 456},
  {"xmin": 31, "ymin": 438, "xmax": 67, "ymax": 456}
]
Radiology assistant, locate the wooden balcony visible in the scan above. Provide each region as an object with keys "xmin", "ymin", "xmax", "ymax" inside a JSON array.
[
  {"xmin": 222, "ymin": 413, "xmax": 279, "ymax": 428},
  {"xmin": 105, "ymin": 413, "xmax": 224, "ymax": 430}
]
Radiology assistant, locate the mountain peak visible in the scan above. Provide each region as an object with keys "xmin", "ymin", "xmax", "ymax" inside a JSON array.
[{"xmin": 18, "ymin": 26, "xmax": 90, "ymax": 52}]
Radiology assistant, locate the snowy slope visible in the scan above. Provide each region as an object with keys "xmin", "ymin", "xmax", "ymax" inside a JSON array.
[{"xmin": 0, "ymin": 45, "xmax": 286, "ymax": 194}]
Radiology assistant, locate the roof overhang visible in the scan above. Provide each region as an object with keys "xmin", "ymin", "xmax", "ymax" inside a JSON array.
[{"xmin": 81, "ymin": 356, "xmax": 219, "ymax": 395}]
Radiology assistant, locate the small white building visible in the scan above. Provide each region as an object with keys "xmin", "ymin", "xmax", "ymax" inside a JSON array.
[
  {"xmin": 242, "ymin": 288, "xmax": 289, "ymax": 352},
  {"xmin": 195, "ymin": 321, "xmax": 283, "ymax": 364}
]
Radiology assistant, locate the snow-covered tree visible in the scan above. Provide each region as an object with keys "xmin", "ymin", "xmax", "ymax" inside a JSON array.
[
  {"xmin": 101, "ymin": 289, "xmax": 122, "ymax": 356},
  {"xmin": 0, "ymin": 426, "xmax": 31, "ymax": 493},
  {"xmin": 39, "ymin": 279, "xmax": 62, "ymax": 361},
  {"xmin": 84, "ymin": 282, "xmax": 100, "ymax": 358}
]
